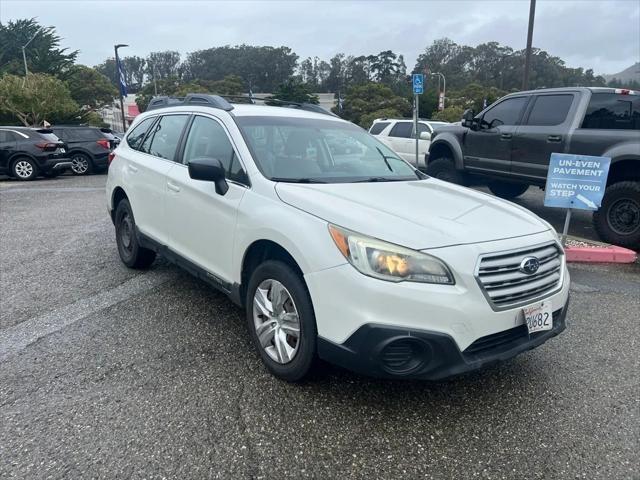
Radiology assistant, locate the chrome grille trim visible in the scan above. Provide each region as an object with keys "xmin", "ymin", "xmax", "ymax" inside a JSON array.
[{"xmin": 475, "ymin": 241, "xmax": 565, "ymax": 311}]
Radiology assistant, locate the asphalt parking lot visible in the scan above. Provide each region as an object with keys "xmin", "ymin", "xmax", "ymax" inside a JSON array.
[{"xmin": 1, "ymin": 174, "xmax": 638, "ymax": 479}]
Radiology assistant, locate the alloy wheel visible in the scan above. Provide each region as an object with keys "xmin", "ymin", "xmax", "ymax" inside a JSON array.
[
  {"xmin": 14, "ymin": 160, "xmax": 34, "ymax": 179},
  {"xmin": 71, "ymin": 155, "xmax": 89, "ymax": 174},
  {"xmin": 253, "ymin": 279, "xmax": 301, "ymax": 364}
]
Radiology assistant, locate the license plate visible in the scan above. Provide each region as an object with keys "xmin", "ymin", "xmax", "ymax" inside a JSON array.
[{"xmin": 523, "ymin": 301, "xmax": 553, "ymax": 334}]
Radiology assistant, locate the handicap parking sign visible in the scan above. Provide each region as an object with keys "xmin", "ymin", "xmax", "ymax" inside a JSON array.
[
  {"xmin": 544, "ymin": 153, "xmax": 611, "ymax": 211},
  {"xmin": 412, "ymin": 74, "xmax": 424, "ymax": 94}
]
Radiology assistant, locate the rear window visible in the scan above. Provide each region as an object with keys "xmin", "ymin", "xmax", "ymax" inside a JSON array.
[
  {"xmin": 525, "ymin": 94, "xmax": 573, "ymax": 126},
  {"xmin": 35, "ymin": 130, "xmax": 61, "ymax": 143},
  {"xmin": 581, "ymin": 93, "xmax": 640, "ymax": 130},
  {"xmin": 126, "ymin": 117, "xmax": 157, "ymax": 151},
  {"xmin": 369, "ymin": 122, "xmax": 390, "ymax": 135}
]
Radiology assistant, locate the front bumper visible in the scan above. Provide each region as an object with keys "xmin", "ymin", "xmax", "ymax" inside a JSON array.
[{"xmin": 318, "ymin": 298, "xmax": 569, "ymax": 380}]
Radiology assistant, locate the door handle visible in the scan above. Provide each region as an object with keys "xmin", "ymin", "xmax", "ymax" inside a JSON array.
[
  {"xmin": 547, "ymin": 135, "xmax": 562, "ymax": 142},
  {"xmin": 500, "ymin": 133, "xmax": 512, "ymax": 140},
  {"xmin": 127, "ymin": 164, "xmax": 138, "ymax": 173},
  {"xmin": 167, "ymin": 181, "xmax": 181, "ymax": 193}
]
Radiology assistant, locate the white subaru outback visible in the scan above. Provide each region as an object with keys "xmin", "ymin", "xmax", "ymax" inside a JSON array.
[{"xmin": 106, "ymin": 94, "xmax": 570, "ymax": 382}]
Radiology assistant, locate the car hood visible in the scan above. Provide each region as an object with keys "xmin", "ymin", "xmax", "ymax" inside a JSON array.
[{"xmin": 275, "ymin": 179, "xmax": 550, "ymax": 250}]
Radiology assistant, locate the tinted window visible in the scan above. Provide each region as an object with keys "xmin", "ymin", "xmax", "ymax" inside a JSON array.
[
  {"xmin": 57, "ymin": 128, "xmax": 101, "ymax": 141},
  {"xmin": 143, "ymin": 115, "xmax": 189, "ymax": 160},
  {"xmin": 126, "ymin": 117, "xmax": 156, "ymax": 150},
  {"xmin": 0, "ymin": 130, "xmax": 17, "ymax": 142},
  {"xmin": 526, "ymin": 94, "xmax": 573, "ymax": 126},
  {"xmin": 416, "ymin": 123, "xmax": 431, "ymax": 135},
  {"xmin": 183, "ymin": 116, "xmax": 247, "ymax": 183},
  {"xmin": 581, "ymin": 93, "xmax": 640, "ymax": 130},
  {"xmin": 389, "ymin": 122, "xmax": 413, "ymax": 138},
  {"xmin": 369, "ymin": 122, "xmax": 389, "ymax": 135},
  {"xmin": 482, "ymin": 97, "xmax": 527, "ymax": 127}
]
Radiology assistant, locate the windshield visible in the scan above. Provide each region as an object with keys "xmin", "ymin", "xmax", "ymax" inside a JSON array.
[{"xmin": 235, "ymin": 116, "xmax": 421, "ymax": 183}]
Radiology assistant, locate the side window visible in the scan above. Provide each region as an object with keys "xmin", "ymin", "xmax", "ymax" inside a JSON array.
[
  {"xmin": 416, "ymin": 123, "xmax": 431, "ymax": 136},
  {"xmin": 526, "ymin": 95, "xmax": 573, "ymax": 126},
  {"xmin": 52, "ymin": 129, "xmax": 67, "ymax": 140},
  {"xmin": 369, "ymin": 122, "xmax": 390, "ymax": 135},
  {"xmin": 182, "ymin": 116, "xmax": 247, "ymax": 183},
  {"xmin": 388, "ymin": 122, "xmax": 413, "ymax": 138},
  {"xmin": 0, "ymin": 130, "xmax": 15, "ymax": 142},
  {"xmin": 142, "ymin": 115, "xmax": 189, "ymax": 160},
  {"xmin": 581, "ymin": 93, "xmax": 640, "ymax": 130},
  {"xmin": 482, "ymin": 97, "xmax": 528, "ymax": 127},
  {"xmin": 126, "ymin": 117, "xmax": 156, "ymax": 151}
]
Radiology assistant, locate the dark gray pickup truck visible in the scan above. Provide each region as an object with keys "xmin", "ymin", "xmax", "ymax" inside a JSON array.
[{"xmin": 427, "ymin": 87, "xmax": 640, "ymax": 249}]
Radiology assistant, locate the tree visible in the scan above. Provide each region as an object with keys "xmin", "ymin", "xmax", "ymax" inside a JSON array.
[
  {"xmin": 337, "ymin": 83, "xmax": 410, "ymax": 127},
  {"xmin": 269, "ymin": 78, "xmax": 319, "ymax": 104},
  {"xmin": 65, "ymin": 65, "xmax": 117, "ymax": 109},
  {"xmin": 0, "ymin": 74, "xmax": 78, "ymax": 126},
  {"xmin": 94, "ymin": 58, "xmax": 117, "ymax": 87},
  {"xmin": 123, "ymin": 56, "xmax": 146, "ymax": 92},
  {"xmin": 146, "ymin": 51, "xmax": 182, "ymax": 80},
  {"xmin": 432, "ymin": 106, "xmax": 464, "ymax": 123},
  {"xmin": 0, "ymin": 18, "xmax": 78, "ymax": 76}
]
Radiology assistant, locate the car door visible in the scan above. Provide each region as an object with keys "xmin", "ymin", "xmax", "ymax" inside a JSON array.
[
  {"xmin": 0, "ymin": 130, "xmax": 17, "ymax": 171},
  {"xmin": 510, "ymin": 93, "xmax": 576, "ymax": 181},
  {"xmin": 386, "ymin": 121, "xmax": 414, "ymax": 163},
  {"xmin": 463, "ymin": 96, "xmax": 529, "ymax": 174},
  {"xmin": 164, "ymin": 114, "xmax": 249, "ymax": 284},
  {"xmin": 126, "ymin": 114, "xmax": 190, "ymax": 244},
  {"xmin": 415, "ymin": 122, "xmax": 432, "ymax": 166}
]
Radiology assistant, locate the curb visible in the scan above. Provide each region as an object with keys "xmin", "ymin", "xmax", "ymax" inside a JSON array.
[{"xmin": 564, "ymin": 245, "xmax": 638, "ymax": 264}]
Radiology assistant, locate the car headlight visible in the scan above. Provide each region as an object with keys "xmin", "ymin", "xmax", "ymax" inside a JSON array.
[{"xmin": 328, "ymin": 224, "xmax": 455, "ymax": 285}]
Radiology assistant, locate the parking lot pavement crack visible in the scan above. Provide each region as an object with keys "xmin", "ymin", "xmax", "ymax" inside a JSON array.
[{"xmin": 0, "ymin": 270, "xmax": 177, "ymax": 363}]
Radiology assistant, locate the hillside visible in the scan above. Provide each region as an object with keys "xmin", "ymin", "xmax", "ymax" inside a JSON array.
[{"xmin": 604, "ymin": 62, "xmax": 640, "ymax": 83}]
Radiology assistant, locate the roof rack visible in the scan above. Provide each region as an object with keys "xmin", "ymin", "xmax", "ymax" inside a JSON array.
[
  {"xmin": 146, "ymin": 93, "xmax": 234, "ymax": 112},
  {"xmin": 146, "ymin": 92, "xmax": 337, "ymax": 117}
]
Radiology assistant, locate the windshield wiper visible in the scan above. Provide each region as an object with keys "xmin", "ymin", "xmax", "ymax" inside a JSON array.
[
  {"xmin": 352, "ymin": 177, "xmax": 399, "ymax": 183},
  {"xmin": 271, "ymin": 177, "xmax": 327, "ymax": 184},
  {"xmin": 375, "ymin": 147, "xmax": 395, "ymax": 172}
]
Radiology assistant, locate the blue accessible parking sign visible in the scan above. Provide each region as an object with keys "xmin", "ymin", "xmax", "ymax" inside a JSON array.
[
  {"xmin": 544, "ymin": 153, "xmax": 611, "ymax": 211},
  {"xmin": 412, "ymin": 74, "xmax": 424, "ymax": 94}
]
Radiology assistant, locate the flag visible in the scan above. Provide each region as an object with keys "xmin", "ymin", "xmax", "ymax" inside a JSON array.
[
  {"xmin": 248, "ymin": 87, "xmax": 254, "ymax": 104},
  {"xmin": 116, "ymin": 56, "xmax": 128, "ymax": 97}
]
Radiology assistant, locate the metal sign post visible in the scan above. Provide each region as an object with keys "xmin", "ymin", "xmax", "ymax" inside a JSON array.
[
  {"xmin": 544, "ymin": 153, "xmax": 611, "ymax": 247},
  {"xmin": 412, "ymin": 74, "xmax": 424, "ymax": 166}
]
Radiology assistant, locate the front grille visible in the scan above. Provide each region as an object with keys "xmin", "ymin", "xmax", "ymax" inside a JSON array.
[
  {"xmin": 463, "ymin": 309, "xmax": 562, "ymax": 360},
  {"xmin": 476, "ymin": 242, "xmax": 563, "ymax": 310}
]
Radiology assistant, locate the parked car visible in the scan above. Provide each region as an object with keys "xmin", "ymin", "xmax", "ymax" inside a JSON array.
[
  {"xmin": 51, "ymin": 125, "xmax": 116, "ymax": 175},
  {"xmin": 107, "ymin": 94, "xmax": 569, "ymax": 382},
  {"xmin": 0, "ymin": 126, "xmax": 70, "ymax": 180},
  {"xmin": 427, "ymin": 87, "xmax": 640, "ymax": 249},
  {"xmin": 369, "ymin": 118, "xmax": 448, "ymax": 168}
]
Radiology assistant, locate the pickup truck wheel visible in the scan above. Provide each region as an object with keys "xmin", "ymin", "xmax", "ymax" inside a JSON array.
[
  {"xmin": 593, "ymin": 181, "xmax": 640, "ymax": 249},
  {"xmin": 488, "ymin": 181, "xmax": 529, "ymax": 199},
  {"xmin": 426, "ymin": 157, "xmax": 465, "ymax": 185},
  {"xmin": 114, "ymin": 199, "xmax": 157, "ymax": 268},
  {"xmin": 11, "ymin": 157, "xmax": 39, "ymax": 181},
  {"xmin": 246, "ymin": 260, "xmax": 317, "ymax": 382}
]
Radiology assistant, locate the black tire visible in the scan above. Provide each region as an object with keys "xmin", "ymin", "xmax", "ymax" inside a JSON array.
[
  {"xmin": 11, "ymin": 157, "xmax": 39, "ymax": 181},
  {"xmin": 488, "ymin": 180, "xmax": 529, "ymax": 199},
  {"xmin": 245, "ymin": 260, "xmax": 317, "ymax": 382},
  {"xmin": 114, "ymin": 199, "xmax": 156, "ymax": 268},
  {"xmin": 593, "ymin": 181, "xmax": 640, "ymax": 250},
  {"xmin": 69, "ymin": 153, "xmax": 93, "ymax": 175},
  {"xmin": 426, "ymin": 157, "xmax": 466, "ymax": 185}
]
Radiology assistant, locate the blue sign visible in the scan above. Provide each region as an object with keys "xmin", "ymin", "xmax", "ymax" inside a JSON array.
[
  {"xmin": 412, "ymin": 74, "xmax": 424, "ymax": 94},
  {"xmin": 544, "ymin": 153, "xmax": 611, "ymax": 211}
]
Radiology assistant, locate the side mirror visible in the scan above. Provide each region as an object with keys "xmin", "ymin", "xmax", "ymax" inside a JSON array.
[
  {"xmin": 419, "ymin": 131, "xmax": 431, "ymax": 140},
  {"xmin": 188, "ymin": 157, "xmax": 229, "ymax": 195},
  {"xmin": 462, "ymin": 109, "xmax": 477, "ymax": 129}
]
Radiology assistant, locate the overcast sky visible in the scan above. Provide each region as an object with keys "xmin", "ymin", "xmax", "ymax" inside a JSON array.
[{"xmin": 1, "ymin": 0, "xmax": 638, "ymax": 75}]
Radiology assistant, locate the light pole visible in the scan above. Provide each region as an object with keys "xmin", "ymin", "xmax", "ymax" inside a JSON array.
[
  {"xmin": 522, "ymin": 0, "xmax": 536, "ymax": 90},
  {"xmin": 114, "ymin": 44, "xmax": 129, "ymax": 133},
  {"xmin": 22, "ymin": 26, "xmax": 46, "ymax": 77}
]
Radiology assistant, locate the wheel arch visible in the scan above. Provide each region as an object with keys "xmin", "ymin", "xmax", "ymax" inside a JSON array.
[
  {"xmin": 428, "ymin": 136, "xmax": 464, "ymax": 169},
  {"xmin": 607, "ymin": 157, "xmax": 640, "ymax": 185},
  {"xmin": 110, "ymin": 186, "xmax": 129, "ymax": 224},
  {"xmin": 239, "ymin": 239, "xmax": 306, "ymax": 308}
]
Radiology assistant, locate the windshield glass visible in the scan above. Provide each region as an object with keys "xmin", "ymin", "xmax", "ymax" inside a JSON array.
[{"xmin": 235, "ymin": 116, "xmax": 420, "ymax": 183}]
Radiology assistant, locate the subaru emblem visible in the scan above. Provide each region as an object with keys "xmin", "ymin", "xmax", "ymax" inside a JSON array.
[{"xmin": 519, "ymin": 256, "xmax": 540, "ymax": 275}]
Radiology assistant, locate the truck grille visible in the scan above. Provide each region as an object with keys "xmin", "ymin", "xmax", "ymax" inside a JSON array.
[{"xmin": 476, "ymin": 242, "xmax": 563, "ymax": 310}]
